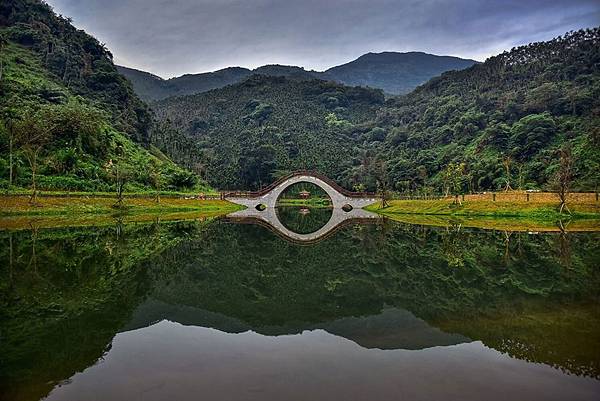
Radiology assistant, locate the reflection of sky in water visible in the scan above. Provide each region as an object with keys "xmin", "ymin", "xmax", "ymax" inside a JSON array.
[
  {"xmin": 2, "ymin": 220, "xmax": 599, "ymax": 401},
  {"xmin": 46, "ymin": 319, "xmax": 600, "ymax": 401}
]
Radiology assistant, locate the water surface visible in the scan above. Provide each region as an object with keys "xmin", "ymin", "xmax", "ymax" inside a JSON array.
[{"xmin": 0, "ymin": 208, "xmax": 599, "ymax": 400}]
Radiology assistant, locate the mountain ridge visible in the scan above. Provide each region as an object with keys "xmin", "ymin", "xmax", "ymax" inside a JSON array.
[{"xmin": 117, "ymin": 52, "xmax": 478, "ymax": 101}]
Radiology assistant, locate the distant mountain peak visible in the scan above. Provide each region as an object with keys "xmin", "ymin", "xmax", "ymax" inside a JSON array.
[{"xmin": 118, "ymin": 51, "xmax": 477, "ymax": 101}]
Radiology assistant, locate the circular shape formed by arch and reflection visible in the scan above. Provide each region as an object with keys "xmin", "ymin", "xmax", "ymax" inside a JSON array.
[{"xmin": 226, "ymin": 172, "xmax": 379, "ymax": 243}]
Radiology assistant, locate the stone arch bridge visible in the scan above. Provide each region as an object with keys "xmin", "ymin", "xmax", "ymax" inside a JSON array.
[{"xmin": 225, "ymin": 171, "xmax": 380, "ymax": 243}]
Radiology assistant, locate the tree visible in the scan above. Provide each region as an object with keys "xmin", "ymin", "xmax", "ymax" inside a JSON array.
[
  {"xmin": 14, "ymin": 111, "xmax": 54, "ymax": 204},
  {"xmin": 372, "ymin": 158, "xmax": 390, "ymax": 208},
  {"xmin": 149, "ymin": 161, "xmax": 164, "ymax": 204},
  {"xmin": 0, "ymin": 35, "xmax": 7, "ymax": 82},
  {"xmin": 104, "ymin": 156, "xmax": 132, "ymax": 208},
  {"xmin": 444, "ymin": 162, "xmax": 466, "ymax": 205},
  {"xmin": 1, "ymin": 107, "xmax": 19, "ymax": 187},
  {"xmin": 502, "ymin": 155, "xmax": 513, "ymax": 191},
  {"xmin": 552, "ymin": 144, "xmax": 574, "ymax": 214}
]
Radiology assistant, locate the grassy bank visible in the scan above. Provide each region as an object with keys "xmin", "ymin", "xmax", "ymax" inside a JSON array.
[
  {"xmin": 0, "ymin": 210, "xmax": 227, "ymax": 231},
  {"xmin": 366, "ymin": 195, "xmax": 600, "ymax": 222},
  {"xmin": 0, "ymin": 194, "xmax": 242, "ymax": 217}
]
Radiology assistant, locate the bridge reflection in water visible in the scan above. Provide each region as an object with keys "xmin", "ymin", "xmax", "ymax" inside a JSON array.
[
  {"xmin": 225, "ymin": 206, "xmax": 381, "ymax": 244},
  {"xmin": 225, "ymin": 171, "xmax": 381, "ymax": 244}
]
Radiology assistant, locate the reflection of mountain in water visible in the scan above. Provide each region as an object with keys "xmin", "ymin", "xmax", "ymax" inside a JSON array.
[
  {"xmin": 122, "ymin": 300, "xmax": 470, "ymax": 350},
  {"xmin": 1, "ymin": 219, "xmax": 599, "ymax": 401},
  {"xmin": 317, "ymin": 307, "xmax": 468, "ymax": 350}
]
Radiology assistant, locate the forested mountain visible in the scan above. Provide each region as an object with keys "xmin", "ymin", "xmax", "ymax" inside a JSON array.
[
  {"xmin": 116, "ymin": 65, "xmax": 252, "ymax": 102},
  {"xmin": 151, "ymin": 28, "xmax": 600, "ymax": 192},
  {"xmin": 118, "ymin": 52, "xmax": 477, "ymax": 101},
  {"xmin": 153, "ymin": 75, "xmax": 384, "ymax": 189},
  {"xmin": 372, "ymin": 28, "xmax": 600, "ymax": 193},
  {"xmin": 321, "ymin": 52, "xmax": 478, "ymax": 95},
  {"xmin": 0, "ymin": 0, "xmax": 206, "ymax": 192}
]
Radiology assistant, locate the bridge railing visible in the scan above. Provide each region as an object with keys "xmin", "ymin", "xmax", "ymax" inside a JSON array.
[{"xmin": 222, "ymin": 170, "xmax": 377, "ymax": 199}]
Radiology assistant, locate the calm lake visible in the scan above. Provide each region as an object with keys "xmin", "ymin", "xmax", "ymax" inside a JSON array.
[{"xmin": 1, "ymin": 206, "xmax": 599, "ymax": 401}]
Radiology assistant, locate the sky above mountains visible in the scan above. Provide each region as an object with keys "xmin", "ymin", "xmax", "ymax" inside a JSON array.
[{"xmin": 46, "ymin": 0, "xmax": 599, "ymax": 78}]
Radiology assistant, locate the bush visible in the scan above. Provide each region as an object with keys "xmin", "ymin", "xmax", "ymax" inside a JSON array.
[
  {"xmin": 168, "ymin": 169, "xmax": 198, "ymax": 189},
  {"xmin": 37, "ymin": 175, "xmax": 109, "ymax": 191}
]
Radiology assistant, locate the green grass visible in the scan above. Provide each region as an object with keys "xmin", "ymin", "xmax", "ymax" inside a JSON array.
[
  {"xmin": 0, "ymin": 194, "xmax": 242, "ymax": 217},
  {"xmin": 1, "ymin": 187, "xmax": 219, "ymax": 197},
  {"xmin": 366, "ymin": 198, "xmax": 600, "ymax": 221}
]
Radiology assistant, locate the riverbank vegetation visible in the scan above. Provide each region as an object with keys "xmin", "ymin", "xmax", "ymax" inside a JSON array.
[{"xmin": 379, "ymin": 212, "xmax": 600, "ymax": 233}]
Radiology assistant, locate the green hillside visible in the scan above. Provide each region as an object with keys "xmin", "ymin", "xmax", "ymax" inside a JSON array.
[
  {"xmin": 153, "ymin": 75, "xmax": 384, "ymax": 189},
  {"xmin": 2, "ymin": 0, "xmax": 598, "ymax": 195},
  {"xmin": 0, "ymin": 0, "xmax": 207, "ymax": 193},
  {"xmin": 373, "ymin": 28, "xmax": 600, "ymax": 193},
  {"xmin": 151, "ymin": 28, "xmax": 600, "ymax": 193}
]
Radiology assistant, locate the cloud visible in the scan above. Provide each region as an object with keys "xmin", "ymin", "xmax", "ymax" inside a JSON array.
[{"xmin": 46, "ymin": 0, "xmax": 600, "ymax": 78}]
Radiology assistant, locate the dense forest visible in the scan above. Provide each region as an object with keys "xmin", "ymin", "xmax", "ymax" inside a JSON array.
[
  {"xmin": 0, "ymin": 0, "xmax": 206, "ymax": 192},
  {"xmin": 153, "ymin": 75, "xmax": 384, "ymax": 189},
  {"xmin": 151, "ymin": 28, "xmax": 600, "ymax": 192},
  {"xmin": 373, "ymin": 28, "xmax": 600, "ymax": 193}
]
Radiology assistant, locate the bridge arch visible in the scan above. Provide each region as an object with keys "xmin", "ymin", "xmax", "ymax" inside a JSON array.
[{"xmin": 225, "ymin": 171, "xmax": 379, "ymax": 243}]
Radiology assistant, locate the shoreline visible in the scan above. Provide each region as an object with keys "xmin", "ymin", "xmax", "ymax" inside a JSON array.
[
  {"xmin": 1, "ymin": 193, "xmax": 599, "ymax": 233},
  {"xmin": 0, "ymin": 194, "xmax": 242, "ymax": 217},
  {"xmin": 365, "ymin": 197, "xmax": 600, "ymax": 220}
]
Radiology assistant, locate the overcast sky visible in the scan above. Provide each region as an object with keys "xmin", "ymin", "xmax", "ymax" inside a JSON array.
[{"xmin": 46, "ymin": 0, "xmax": 599, "ymax": 78}]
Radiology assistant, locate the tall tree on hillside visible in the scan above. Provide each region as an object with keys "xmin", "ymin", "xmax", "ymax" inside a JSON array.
[
  {"xmin": 445, "ymin": 162, "xmax": 466, "ymax": 205},
  {"xmin": 502, "ymin": 155, "xmax": 513, "ymax": 191},
  {"xmin": 0, "ymin": 34, "xmax": 7, "ymax": 82},
  {"xmin": 372, "ymin": 158, "xmax": 390, "ymax": 208},
  {"xmin": 104, "ymin": 143, "xmax": 135, "ymax": 207},
  {"xmin": 552, "ymin": 144, "xmax": 574, "ymax": 215},
  {"xmin": 14, "ymin": 111, "xmax": 54, "ymax": 204},
  {"xmin": 149, "ymin": 160, "xmax": 164, "ymax": 204},
  {"xmin": 1, "ymin": 106, "xmax": 19, "ymax": 187}
]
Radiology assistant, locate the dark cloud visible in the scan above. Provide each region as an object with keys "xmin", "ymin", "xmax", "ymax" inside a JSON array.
[{"xmin": 46, "ymin": 0, "xmax": 599, "ymax": 78}]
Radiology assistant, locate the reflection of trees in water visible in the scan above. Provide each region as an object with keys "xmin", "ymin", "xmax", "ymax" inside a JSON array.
[
  {"xmin": 436, "ymin": 301, "xmax": 600, "ymax": 379},
  {"xmin": 1, "ymin": 220, "xmax": 599, "ymax": 400},
  {"xmin": 0, "ymin": 220, "xmax": 213, "ymax": 401},
  {"xmin": 276, "ymin": 206, "xmax": 333, "ymax": 234},
  {"xmin": 556, "ymin": 220, "xmax": 573, "ymax": 267}
]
